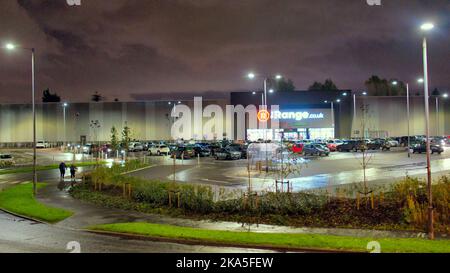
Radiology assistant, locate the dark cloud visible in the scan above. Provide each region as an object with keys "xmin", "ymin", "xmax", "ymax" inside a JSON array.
[{"xmin": 0, "ymin": 0, "xmax": 448, "ymax": 103}]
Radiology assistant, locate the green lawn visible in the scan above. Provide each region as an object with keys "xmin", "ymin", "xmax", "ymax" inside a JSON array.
[
  {"xmin": 0, "ymin": 183, "xmax": 73, "ymax": 223},
  {"xmin": 0, "ymin": 161, "xmax": 106, "ymax": 175},
  {"xmin": 90, "ymin": 222, "xmax": 450, "ymax": 253}
]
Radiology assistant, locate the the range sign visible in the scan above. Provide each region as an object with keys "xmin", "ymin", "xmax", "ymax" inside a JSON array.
[{"xmin": 271, "ymin": 111, "xmax": 325, "ymax": 121}]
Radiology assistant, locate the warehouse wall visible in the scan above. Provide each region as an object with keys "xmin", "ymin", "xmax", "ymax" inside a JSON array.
[{"xmin": 351, "ymin": 96, "xmax": 450, "ymax": 138}]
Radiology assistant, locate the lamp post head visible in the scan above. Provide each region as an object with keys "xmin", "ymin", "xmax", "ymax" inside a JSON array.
[
  {"xmin": 336, "ymin": 99, "xmax": 341, "ymax": 103},
  {"xmin": 417, "ymin": 78, "xmax": 424, "ymax": 84},
  {"xmin": 362, "ymin": 92, "xmax": 367, "ymax": 96},
  {"xmin": 5, "ymin": 43, "xmax": 16, "ymax": 50},
  {"xmin": 275, "ymin": 74, "xmax": 282, "ymax": 80},
  {"xmin": 392, "ymin": 81, "xmax": 398, "ymax": 85},
  {"xmin": 420, "ymin": 23, "xmax": 434, "ymax": 31},
  {"xmin": 63, "ymin": 102, "xmax": 68, "ymax": 107},
  {"xmin": 443, "ymin": 94, "xmax": 448, "ymax": 99},
  {"xmin": 247, "ymin": 73, "xmax": 256, "ymax": 79}
]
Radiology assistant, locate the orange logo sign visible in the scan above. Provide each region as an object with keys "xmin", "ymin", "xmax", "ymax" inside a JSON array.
[{"xmin": 257, "ymin": 110, "xmax": 270, "ymax": 122}]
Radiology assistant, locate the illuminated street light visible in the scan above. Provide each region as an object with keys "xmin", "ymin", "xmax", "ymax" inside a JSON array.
[
  {"xmin": 275, "ymin": 74, "xmax": 282, "ymax": 80},
  {"xmin": 247, "ymin": 73, "xmax": 256, "ymax": 79},
  {"xmin": 5, "ymin": 43, "xmax": 16, "ymax": 50},
  {"xmin": 443, "ymin": 93, "xmax": 448, "ymax": 98},
  {"xmin": 392, "ymin": 81, "xmax": 398, "ymax": 85},
  {"xmin": 418, "ymin": 78, "xmax": 424, "ymax": 83},
  {"xmin": 420, "ymin": 22, "xmax": 434, "ymax": 31},
  {"xmin": 420, "ymin": 21, "xmax": 435, "ymax": 240},
  {"xmin": 2, "ymin": 42, "xmax": 37, "ymax": 196}
]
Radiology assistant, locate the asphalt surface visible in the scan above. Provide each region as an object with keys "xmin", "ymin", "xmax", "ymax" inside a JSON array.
[
  {"xmin": 129, "ymin": 147, "xmax": 450, "ymax": 192},
  {"xmin": 0, "ymin": 211, "xmax": 278, "ymax": 253}
]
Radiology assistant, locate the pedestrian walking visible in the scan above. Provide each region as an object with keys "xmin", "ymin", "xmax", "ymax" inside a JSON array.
[
  {"xmin": 59, "ymin": 162, "xmax": 67, "ymax": 179},
  {"xmin": 70, "ymin": 164, "xmax": 78, "ymax": 180}
]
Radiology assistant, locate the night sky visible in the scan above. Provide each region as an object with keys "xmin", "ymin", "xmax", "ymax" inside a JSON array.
[{"xmin": 0, "ymin": 0, "xmax": 448, "ymax": 103}]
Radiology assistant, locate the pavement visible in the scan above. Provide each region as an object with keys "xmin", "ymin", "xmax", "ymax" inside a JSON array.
[{"xmin": 0, "ymin": 211, "xmax": 273, "ymax": 253}]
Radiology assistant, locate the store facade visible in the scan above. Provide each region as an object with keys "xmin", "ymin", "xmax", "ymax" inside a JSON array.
[{"xmin": 230, "ymin": 90, "xmax": 353, "ymax": 141}]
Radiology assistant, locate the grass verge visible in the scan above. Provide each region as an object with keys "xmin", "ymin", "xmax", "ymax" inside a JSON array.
[
  {"xmin": 0, "ymin": 161, "xmax": 106, "ymax": 175},
  {"xmin": 0, "ymin": 183, "xmax": 73, "ymax": 223},
  {"xmin": 89, "ymin": 222, "xmax": 450, "ymax": 253}
]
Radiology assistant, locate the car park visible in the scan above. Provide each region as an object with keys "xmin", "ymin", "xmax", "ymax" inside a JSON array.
[
  {"xmin": 149, "ymin": 144, "xmax": 171, "ymax": 156},
  {"xmin": 214, "ymin": 147, "xmax": 242, "ymax": 160}
]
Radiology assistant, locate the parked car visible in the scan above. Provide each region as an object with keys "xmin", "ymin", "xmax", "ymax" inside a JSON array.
[
  {"xmin": 303, "ymin": 144, "xmax": 330, "ymax": 156},
  {"xmin": 290, "ymin": 143, "xmax": 304, "ymax": 154},
  {"xmin": 149, "ymin": 144, "xmax": 171, "ymax": 156},
  {"xmin": 386, "ymin": 138, "xmax": 399, "ymax": 147},
  {"xmin": 128, "ymin": 142, "xmax": 144, "ymax": 152},
  {"xmin": 337, "ymin": 140, "xmax": 358, "ymax": 152},
  {"xmin": 214, "ymin": 148, "xmax": 242, "ymax": 160},
  {"xmin": 326, "ymin": 139, "xmax": 343, "ymax": 152},
  {"xmin": 82, "ymin": 143, "xmax": 99, "ymax": 154},
  {"xmin": 36, "ymin": 141, "xmax": 50, "ymax": 149},
  {"xmin": 172, "ymin": 146, "xmax": 196, "ymax": 159},
  {"xmin": 193, "ymin": 146, "xmax": 211, "ymax": 157},
  {"xmin": 227, "ymin": 144, "xmax": 248, "ymax": 158},
  {"xmin": 0, "ymin": 154, "xmax": 15, "ymax": 168},
  {"xmin": 412, "ymin": 143, "xmax": 444, "ymax": 155},
  {"xmin": 367, "ymin": 139, "xmax": 391, "ymax": 151}
]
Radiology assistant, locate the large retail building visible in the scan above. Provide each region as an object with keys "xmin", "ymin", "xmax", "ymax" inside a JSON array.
[{"xmin": 0, "ymin": 90, "xmax": 448, "ymax": 145}]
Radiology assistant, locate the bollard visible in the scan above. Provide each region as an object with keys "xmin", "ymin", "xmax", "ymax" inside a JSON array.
[
  {"xmin": 197, "ymin": 154, "xmax": 200, "ymax": 165},
  {"xmin": 128, "ymin": 184, "xmax": 132, "ymax": 198}
]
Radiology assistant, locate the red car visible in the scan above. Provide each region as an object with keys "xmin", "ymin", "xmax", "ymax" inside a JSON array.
[
  {"xmin": 326, "ymin": 139, "xmax": 343, "ymax": 152},
  {"xmin": 291, "ymin": 143, "xmax": 304, "ymax": 154}
]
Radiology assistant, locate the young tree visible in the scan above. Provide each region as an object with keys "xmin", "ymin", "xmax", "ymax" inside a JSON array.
[
  {"xmin": 110, "ymin": 126, "xmax": 119, "ymax": 152},
  {"xmin": 42, "ymin": 88, "xmax": 61, "ymax": 103},
  {"xmin": 121, "ymin": 122, "xmax": 132, "ymax": 151}
]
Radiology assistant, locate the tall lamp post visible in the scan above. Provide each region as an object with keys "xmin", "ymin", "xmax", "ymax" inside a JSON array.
[
  {"xmin": 391, "ymin": 81, "xmax": 412, "ymax": 157},
  {"xmin": 352, "ymin": 91, "xmax": 367, "ymax": 138},
  {"xmin": 247, "ymin": 72, "xmax": 282, "ymax": 173},
  {"xmin": 3, "ymin": 43, "xmax": 37, "ymax": 196},
  {"xmin": 420, "ymin": 22, "xmax": 434, "ymax": 240},
  {"xmin": 63, "ymin": 102, "xmax": 68, "ymax": 150}
]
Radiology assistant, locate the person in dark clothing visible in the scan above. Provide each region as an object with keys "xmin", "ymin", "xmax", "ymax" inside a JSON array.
[
  {"xmin": 59, "ymin": 162, "xmax": 67, "ymax": 179},
  {"xmin": 70, "ymin": 164, "xmax": 78, "ymax": 180}
]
